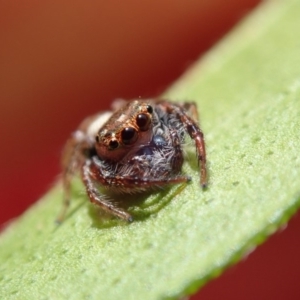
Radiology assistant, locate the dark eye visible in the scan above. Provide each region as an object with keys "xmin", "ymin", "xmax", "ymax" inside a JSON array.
[
  {"xmin": 136, "ymin": 114, "xmax": 151, "ymax": 131},
  {"xmin": 108, "ymin": 140, "xmax": 119, "ymax": 150},
  {"xmin": 121, "ymin": 127, "xmax": 138, "ymax": 145},
  {"xmin": 146, "ymin": 105, "xmax": 153, "ymax": 114}
]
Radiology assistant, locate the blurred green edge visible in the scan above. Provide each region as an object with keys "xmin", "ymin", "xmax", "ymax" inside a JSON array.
[{"xmin": 1, "ymin": 0, "xmax": 300, "ymax": 299}]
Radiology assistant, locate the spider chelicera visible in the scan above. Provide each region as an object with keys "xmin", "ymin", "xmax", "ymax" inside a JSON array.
[{"xmin": 57, "ymin": 99, "xmax": 207, "ymax": 222}]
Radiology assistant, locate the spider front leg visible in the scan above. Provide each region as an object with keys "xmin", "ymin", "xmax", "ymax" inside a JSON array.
[
  {"xmin": 169, "ymin": 129, "xmax": 184, "ymax": 173},
  {"xmin": 84, "ymin": 158, "xmax": 191, "ymax": 222},
  {"xmin": 82, "ymin": 160, "xmax": 134, "ymax": 222},
  {"xmin": 181, "ymin": 102, "xmax": 199, "ymax": 123},
  {"xmin": 158, "ymin": 101, "xmax": 207, "ymax": 188},
  {"xmin": 90, "ymin": 158, "xmax": 191, "ymax": 190}
]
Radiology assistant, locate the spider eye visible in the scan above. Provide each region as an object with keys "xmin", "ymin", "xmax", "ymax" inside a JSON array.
[
  {"xmin": 108, "ymin": 140, "xmax": 119, "ymax": 150},
  {"xmin": 136, "ymin": 114, "xmax": 151, "ymax": 131},
  {"xmin": 146, "ymin": 105, "xmax": 153, "ymax": 114},
  {"xmin": 121, "ymin": 127, "xmax": 138, "ymax": 145}
]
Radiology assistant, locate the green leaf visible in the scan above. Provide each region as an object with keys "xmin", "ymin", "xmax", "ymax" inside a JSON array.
[{"xmin": 1, "ymin": 0, "xmax": 300, "ymax": 299}]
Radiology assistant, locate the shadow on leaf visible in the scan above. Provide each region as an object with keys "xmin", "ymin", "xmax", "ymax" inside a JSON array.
[{"xmin": 88, "ymin": 182, "xmax": 190, "ymax": 229}]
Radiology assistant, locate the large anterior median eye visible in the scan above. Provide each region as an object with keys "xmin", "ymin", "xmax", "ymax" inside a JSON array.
[
  {"xmin": 136, "ymin": 114, "xmax": 151, "ymax": 131},
  {"xmin": 121, "ymin": 127, "xmax": 138, "ymax": 145}
]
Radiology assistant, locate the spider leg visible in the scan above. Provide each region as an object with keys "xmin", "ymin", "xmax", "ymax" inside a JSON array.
[
  {"xmin": 80, "ymin": 157, "xmax": 191, "ymax": 222},
  {"xmin": 169, "ymin": 129, "xmax": 184, "ymax": 173},
  {"xmin": 89, "ymin": 159, "xmax": 191, "ymax": 190},
  {"xmin": 157, "ymin": 101, "xmax": 207, "ymax": 188},
  {"xmin": 82, "ymin": 160, "xmax": 134, "ymax": 222},
  {"xmin": 181, "ymin": 102, "xmax": 199, "ymax": 122},
  {"xmin": 56, "ymin": 130, "xmax": 93, "ymax": 223}
]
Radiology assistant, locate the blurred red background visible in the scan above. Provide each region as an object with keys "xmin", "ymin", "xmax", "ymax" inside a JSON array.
[{"xmin": 1, "ymin": 1, "xmax": 299, "ymax": 299}]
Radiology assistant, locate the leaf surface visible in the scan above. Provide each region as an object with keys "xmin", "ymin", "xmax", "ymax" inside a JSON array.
[{"xmin": 1, "ymin": 0, "xmax": 300, "ymax": 299}]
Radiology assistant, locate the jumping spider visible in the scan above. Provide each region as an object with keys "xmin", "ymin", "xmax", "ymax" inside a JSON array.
[{"xmin": 57, "ymin": 99, "xmax": 207, "ymax": 222}]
